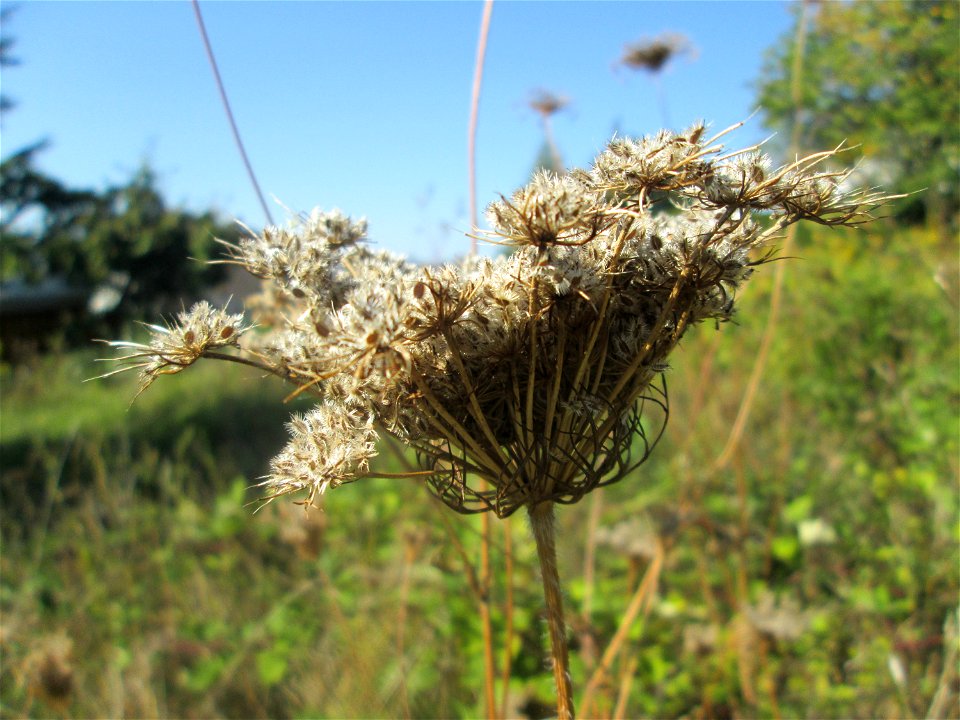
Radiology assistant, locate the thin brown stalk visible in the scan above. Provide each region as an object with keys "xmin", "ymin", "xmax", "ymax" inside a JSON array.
[
  {"xmin": 925, "ymin": 609, "xmax": 959, "ymax": 720},
  {"xmin": 542, "ymin": 114, "xmax": 564, "ymax": 172},
  {"xmin": 732, "ymin": 460, "xmax": 757, "ymax": 708},
  {"xmin": 523, "ymin": 283, "xmax": 541, "ymax": 490},
  {"xmin": 759, "ymin": 637, "xmax": 783, "ymax": 720},
  {"xmin": 191, "ymin": 0, "xmax": 274, "ymax": 226},
  {"xmin": 396, "ymin": 539, "xmax": 414, "ymax": 718},
  {"xmin": 528, "ymin": 502, "xmax": 575, "ymax": 720},
  {"xmin": 480, "ymin": 508, "xmax": 498, "ymax": 720},
  {"xmin": 360, "ymin": 470, "xmax": 436, "ymax": 481},
  {"xmin": 711, "ymin": 222, "xmax": 797, "ymax": 471},
  {"xmin": 612, "ymin": 655, "xmax": 639, "ymax": 720},
  {"xmin": 581, "ymin": 489, "xmax": 603, "ymax": 625},
  {"xmin": 735, "ymin": 614, "xmax": 758, "ymax": 707},
  {"xmin": 712, "ymin": 0, "xmax": 811, "ymax": 471},
  {"xmin": 436, "ymin": 506, "xmax": 498, "ymax": 718},
  {"xmin": 579, "ymin": 537, "xmax": 664, "ymax": 718},
  {"xmin": 438, "ymin": 511, "xmax": 485, "ymax": 600},
  {"xmin": 468, "ymin": 0, "xmax": 494, "ymax": 253},
  {"xmin": 498, "ymin": 517, "xmax": 516, "ymax": 720}
]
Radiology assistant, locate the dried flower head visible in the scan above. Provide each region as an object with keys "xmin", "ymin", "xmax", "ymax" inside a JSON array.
[
  {"xmin": 103, "ymin": 122, "xmax": 895, "ymax": 517},
  {"xmin": 529, "ymin": 89, "xmax": 569, "ymax": 119},
  {"xmin": 745, "ymin": 592, "xmax": 812, "ymax": 642},
  {"xmin": 97, "ymin": 301, "xmax": 250, "ymax": 397},
  {"xmin": 620, "ymin": 32, "xmax": 692, "ymax": 73}
]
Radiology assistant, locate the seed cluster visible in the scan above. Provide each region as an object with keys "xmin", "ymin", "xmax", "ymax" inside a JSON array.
[{"xmin": 104, "ymin": 122, "xmax": 888, "ymax": 517}]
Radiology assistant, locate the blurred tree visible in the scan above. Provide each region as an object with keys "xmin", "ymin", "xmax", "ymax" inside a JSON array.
[
  {"xmin": 0, "ymin": 7, "xmax": 236, "ymax": 345},
  {"xmin": 81, "ymin": 166, "xmax": 236, "ymax": 320},
  {"xmin": 1, "ymin": 5, "xmax": 19, "ymax": 118},
  {"xmin": 0, "ymin": 144, "xmax": 98, "ymax": 282},
  {"xmin": 757, "ymin": 0, "xmax": 959, "ymax": 229},
  {"xmin": 1, "ymin": 155, "xmax": 236, "ymax": 335}
]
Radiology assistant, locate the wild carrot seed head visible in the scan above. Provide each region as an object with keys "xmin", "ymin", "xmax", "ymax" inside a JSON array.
[{"xmin": 104, "ymin": 122, "xmax": 896, "ymax": 515}]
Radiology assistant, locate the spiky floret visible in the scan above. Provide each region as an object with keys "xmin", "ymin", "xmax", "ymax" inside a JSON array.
[{"xmin": 96, "ymin": 301, "xmax": 251, "ymax": 397}]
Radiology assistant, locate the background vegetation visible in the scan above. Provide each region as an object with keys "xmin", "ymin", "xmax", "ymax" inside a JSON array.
[{"xmin": 2, "ymin": 1, "xmax": 957, "ymax": 718}]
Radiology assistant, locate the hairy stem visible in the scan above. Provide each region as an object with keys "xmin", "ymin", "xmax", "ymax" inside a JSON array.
[{"xmin": 528, "ymin": 501, "xmax": 575, "ymax": 720}]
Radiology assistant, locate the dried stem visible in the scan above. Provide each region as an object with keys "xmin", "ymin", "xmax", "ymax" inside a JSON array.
[
  {"xmin": 191, "ymin": 0, "xmax": 273, "ymax": 226},
  {"xmin": 479, "ymin": 509, "xmax": 498, "ymax": 719},
  {"xmin": 613, "ymin": 655, "xmax": 639, "ymax": 720},
  {"xmin": 498, "ymin": 517, "xmax": 515, "ymax": 720},
  {"xmin": 580, "ymin": 536, "xmax": 664, "ymax": 717},
  {"xmin": 396, "ymin": 540, "xmax": 414, "ymax": 718},
  {"xmin": 712, "ymin": 0, "xmax": 811, "ymax": 471},
  {"xmin": 528, "ymin": 501, "xmax": 575, "ymax": 720},
  {"xmin": 581, "ymin": 488, "xmax": 603, "ymax": 625},
  {"xmin": 467, "ymin": 0, "xmax": 494, "ymax": 252},
  {"xmin": 711, "ymin": 222, "xmax": 797, "ymax": 472}
]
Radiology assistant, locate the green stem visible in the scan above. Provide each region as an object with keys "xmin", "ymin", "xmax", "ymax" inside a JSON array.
[{"xmin": 528, "ymin": 501, "xmax": 575, "ymax": 720}]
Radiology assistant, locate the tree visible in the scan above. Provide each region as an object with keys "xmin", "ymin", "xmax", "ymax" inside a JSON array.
[
  {"xmin": 1, "ymin": 6, "xmax": 19, "ymax": 118},
  {"xmin": 756, "ymin": 0, "xmax": 959, "ymax": 228},
  {"xmin": 1, "ymin": 144, "xmax": 99, "ymax": 279},
  {"xmin": 1, "ymin": 154, "xmax": 237, "ymax": 331},
  {"xmin": 80, "ymin": 166, "xmax": 236, "ymax": 321},
  {"xmin": 0, "ymin": 11, "xmax": 239, "ymax": 352}
]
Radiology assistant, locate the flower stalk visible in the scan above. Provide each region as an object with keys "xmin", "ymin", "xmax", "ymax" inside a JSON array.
[{"xmin": 528, "ymin": 501, "xmax": 575, "ymax": 720}]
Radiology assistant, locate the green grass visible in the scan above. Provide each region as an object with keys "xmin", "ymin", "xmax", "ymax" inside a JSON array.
[{"xmin": 1, "ymin": 225, "xmax": 957, "ymax": 719}]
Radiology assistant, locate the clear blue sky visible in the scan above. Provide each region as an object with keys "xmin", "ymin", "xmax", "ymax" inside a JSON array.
[{"xmin": 1, "ymin": 1, "xmax": 794, "ymax": 261}]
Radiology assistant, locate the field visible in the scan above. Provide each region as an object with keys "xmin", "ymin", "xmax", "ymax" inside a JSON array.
[{"xmin": 2, "ymin": 224, "xmax": 958, "ymax": 718}]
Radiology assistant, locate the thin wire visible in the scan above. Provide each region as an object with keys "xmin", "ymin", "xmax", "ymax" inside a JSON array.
[
  {"xmin": 467, "ymin": 0, "xmax": 494, "ymax": 255},
  {"xmin": 192, "ymin": 0, "xmax": 274, "ymax": 227}
]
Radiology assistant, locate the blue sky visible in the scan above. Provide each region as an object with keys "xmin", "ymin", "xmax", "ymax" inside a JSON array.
[{"xmin": 1, "ymin": 1, "xmax": 794, "ymax": 261}]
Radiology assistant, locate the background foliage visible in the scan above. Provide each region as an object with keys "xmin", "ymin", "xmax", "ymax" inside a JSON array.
[
  {"xmin": 1, "ymin": 11, "xmax": 237, "ymax": 348},
  {"xmin": 1, "ymin": 147, "xmax": 238, "ymax": 343},
  {"xmin": 1, "ymin": 0, "xmax": 958, "ymax": 717},
  {"xmin": 2, "ymin": 222, "xmax": 956, "ymax": 718},
  {"xmin": 757, "ymin": 0, "xmax": 959, "ymax": 228}
]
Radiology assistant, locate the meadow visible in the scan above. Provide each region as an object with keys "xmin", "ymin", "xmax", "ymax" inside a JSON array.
[{"xmin": 1, "ymin": 221, "xmax": 956, "ymax": 719}]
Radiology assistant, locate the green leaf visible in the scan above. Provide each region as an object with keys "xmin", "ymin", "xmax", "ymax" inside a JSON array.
[
  {"xmin": 185, "ymin": 656, "xmax": 226, "ymax": 693},
  {"xmin": 784, "ymin": 494, "xmax": 814, "ymax": 524},
  {"xmin": 771, "ymin": 534, "xmax": 800, "ymax": 562},
  {"xmin": 256, "ymin": 649, "xmax": 289, "ymax": 687}
]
